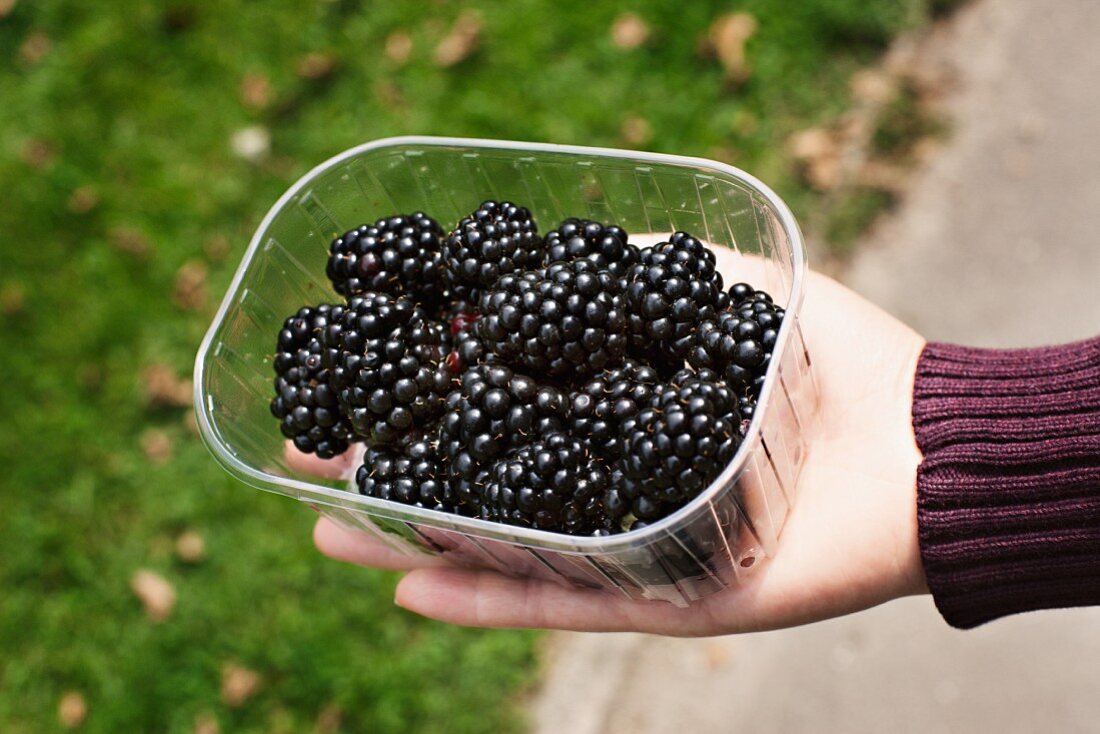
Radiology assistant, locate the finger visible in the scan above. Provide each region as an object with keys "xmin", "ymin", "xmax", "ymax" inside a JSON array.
[
  {"xmin": 393, "ymin": 566, "xmax": 727, "ymax": 635},
  {"xmin": 284, "ymin": 440, "xmax": 359, "ymax": 480},
  {"xmin": 313, "ymin": 517, "xmax": 444, "ymax": 572}
]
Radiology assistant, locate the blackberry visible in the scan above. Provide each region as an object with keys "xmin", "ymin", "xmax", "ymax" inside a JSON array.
[
  {"xmin": 269, "ymin": 304, "xmax": 355, "ymax": 459},
  {"xmin": 338, "ymin": 319, "xmax": 453, "ymax": 444},
  {"xmin": 331, "ymin": 292, "xmax": 423, "ymax": 356},
  {"xmin": 437, "ymin": 364, "xmax": 568, "ymax": 504},
  {"xmin": 544, "ymin": 218, "xmax": 639, "ymax": 277},
  {"xmin": 624, "ymin": 230, "xmax": 728, "ymax": 360},
  {"xmin": 479, "ymin": 432, "xmax": 611, "ymax": 534},
  {"xmin": 326, "ymin": 212, "xmax": 445, "ymax": 301},
  {"xmin": 476, "ymin": 260, "xmax": 628, "ymax": 378},
  {"xmin": 443, "ymin": 200, "xmax": 543, "ymax": 287},
  {"xmin": 356, "ymin": 436, "xmax": 457, "ymax": 512},
  {"xmin": 620, "ymin": 374, "xmax": 741, "ymax": 512},
  {"xmin": 569, "ymin": 359, "xmax": 663, "ymax": 458},
  {"xmin": 688, "ymin": 284, "xmax": 784, "ymax": 395}
]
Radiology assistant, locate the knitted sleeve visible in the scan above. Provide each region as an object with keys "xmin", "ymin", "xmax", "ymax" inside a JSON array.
[{"xmin": 913, "ymin": 337, "xmax": 1100, "ymax": 628}]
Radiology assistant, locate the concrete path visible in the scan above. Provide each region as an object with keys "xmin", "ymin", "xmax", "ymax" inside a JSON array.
[{"xmin": 531, "ymin": 1, "xmax": 1100, "ymax": 732}]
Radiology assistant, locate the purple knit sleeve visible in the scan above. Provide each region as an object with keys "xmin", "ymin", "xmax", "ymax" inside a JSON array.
[{"xmin": 913, "ymin": 337, "xmax": 1100, "ymax": 628}]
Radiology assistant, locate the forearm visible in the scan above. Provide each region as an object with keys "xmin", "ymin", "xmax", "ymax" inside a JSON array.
[{"xmin": 913, "ymin": 337, "xmax": 1100, "ymax": 628}]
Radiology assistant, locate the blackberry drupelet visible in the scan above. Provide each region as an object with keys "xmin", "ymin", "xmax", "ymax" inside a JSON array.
[
  {"xmin": 437, "ymin": 364, "xmax": 569, "ymax": 505},
  {"xmin": 569, "ymin": 359, "xmax": 664, "ymax": 457},
  {"xmin": 479, "ymin": 432, "xmax": 612, "ymax": 534},
  {"xmin": 544, "ymin": 218, "xmax": 640, "ymax": 277},
  {"xmin": 270, "ymin": 304, "xmax": 355, "ymax": 458},
  {"xmin": 440, "ymin": 300, "xmax": 491, "ymax": 373},
  {"xmin": 356, "ymin": 436, "xmax": 456, "ymax": 512},
  {"xmin": 476, "ymin": 259, "xmax": 628, "ymax": 378},
  {"xmin": 620, "ymin": 374, "xmax": 742, "ymax": 514},
  {"xmin": 443, "ymin": 200, "xmax": 543, "ymax": 287},
  {"xmin": 326, "ymin": 212, "xmax": 445, "ymax": 300},
  {"xmin": 738, "ymin": 394, "xmax": 757, "ymax": 427},
  {"xmin": 338, "ymin": 319, "xmax": 453, "ymax": 444},
  {"xmin": 624, "ymin": 230, "xmax": 728, "ymax": 360}
]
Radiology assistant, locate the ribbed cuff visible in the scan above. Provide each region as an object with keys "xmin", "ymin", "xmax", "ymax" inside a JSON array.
[{"xmin": 913, "ymin": 338, "xmax": 1100, "ymax": 629}]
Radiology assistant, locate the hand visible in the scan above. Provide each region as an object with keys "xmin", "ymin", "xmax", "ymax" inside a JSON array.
[{"xmin": 295, "ymin": 262, "xmax": 929, "ymax": 636}]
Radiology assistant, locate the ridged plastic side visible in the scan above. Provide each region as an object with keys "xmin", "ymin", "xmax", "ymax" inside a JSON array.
[{"xmin": 196, "ymin": 137, "xmax": 817, "ymax": 607}]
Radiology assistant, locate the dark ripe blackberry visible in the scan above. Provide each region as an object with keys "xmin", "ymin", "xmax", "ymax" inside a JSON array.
[
  {"xmin": 326, "ymin": 212, "xmax": 445, "ymax": 301},
  {"xmin": 688, "ymin": 286, "xmax": 785, "ymax": 395},
  {"xmin": 479, "ymin": 432, "xmax": 611, "ymax": 534},
  {"xmin": 356, "ymin": 437, "xmax": 457, "ymax": 512},
  {"xmin": 437, "ymin": 364, "xmax": 569, "ymax": 504},
  {"xmin": 339, "ymin": 320, "xmax": 453, "ymax": 444},
  {"xmin": 443, "ymin": 200, "xmax": 544, "ymax": 287},
  {"xmin": 569, "ymin": 359, "xmax": 664, "ymax": 458},
  {"xmin": 269, "ymin": 304, "xmax": 355, "ymax": 459},
  {"xmin": 621, "ymin": 375, "xmax": 742, "ymax": 510},
  {"xmin": 544, "ymin": 218, "xmax": 640, "ymax": 277},
  {"xmin": 625, "ymin": 231, "xmax": 728, "ymax": 360},
  {"xmin": 328, "ymin": 292, "xmax": 424, "ymax": 393},
  {"xmin": 476, "ymin": 259, "xmax": 628, "ymax": 378}
]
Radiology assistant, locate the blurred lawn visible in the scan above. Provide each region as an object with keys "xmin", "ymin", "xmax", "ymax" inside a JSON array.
[{"xmin": 0, "ymin": 1, "xmax": 949, "ymax": 731}]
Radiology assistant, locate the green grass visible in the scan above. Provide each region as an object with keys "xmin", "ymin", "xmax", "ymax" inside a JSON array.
[{"xmin": 1, "ymin": 1, "xmax": 946, "ymax": 730}]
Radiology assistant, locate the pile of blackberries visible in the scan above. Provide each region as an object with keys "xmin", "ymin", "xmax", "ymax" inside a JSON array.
[{"xmin": 270, "ymin": 202, "xmax": 784, "ymax": 535}]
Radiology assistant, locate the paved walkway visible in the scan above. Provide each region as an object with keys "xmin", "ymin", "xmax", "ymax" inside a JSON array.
[{"xmin": 531, "ymin": 1, "xmax": 1100, "ymax": 731}]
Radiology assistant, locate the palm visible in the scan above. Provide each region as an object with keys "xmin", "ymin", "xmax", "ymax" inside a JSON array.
[{"xmin": 303, "ymin": 266, "xmax": 929, "ymax": 635}]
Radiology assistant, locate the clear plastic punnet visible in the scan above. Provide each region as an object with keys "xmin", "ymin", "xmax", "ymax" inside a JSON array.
[{"xmin": 194, "ymin": 136, "xmax": 818, "ymax": 607}]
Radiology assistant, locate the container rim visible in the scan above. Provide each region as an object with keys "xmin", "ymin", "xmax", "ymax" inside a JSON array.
[{"xmin": 194, "ymin": 135, "xmax": 808, "ymax": 554}]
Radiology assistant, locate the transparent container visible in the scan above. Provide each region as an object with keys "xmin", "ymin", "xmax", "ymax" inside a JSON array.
[{"xmin": 194, "ymin": 136, "xmax": 817, "ymax": 607}]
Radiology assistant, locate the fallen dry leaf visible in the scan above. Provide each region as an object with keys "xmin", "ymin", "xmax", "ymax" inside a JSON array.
[
  {"xmin": 788, "ymin": 127, "xmax": 835, "ymax": 161},
  {"xmin": 131, "ymin": 569, "xmax": 176, "ymax": 622},
  {"xmin": 0, "ymin": 283, "xmax": 25, "ymax": 316},
  {"xmin": 230, "ymin": 125, "xmax": 270, "ymax": 163},
  {"xmin": 193, "ymin": 712, "xmax": 220, "ymax": 734},
  {"xmin": 203, "ymin": 234, "xmax": 231, "ymax": 263},
  {"xmin": 611, "ymin": 13, "xmax": 649, "ymax": 49},
  {"xmin": 20, "ymin": 31, "xmax": 51, "ymax": 64},
  {"xmin": 58, "ymin": 691, "xmax": 87, "ymax": 729},
  {"xmin": 849, "ymin": 68, "xmax": 897, "ymax": 106},
  {"xmin": 0, "ymin": 0, "xmax": 18, "ymax": 19},
  {"xmin": 385, "ymin": 30, "xmax": 413, "ymax": 65},
  {"xmin": 706, "ymin": 146, "xmax": 738, "ymax": 164},
  {"xmin": 182, "ymin": 409, "xmax": 200, "ymax": 436},
  {"xmin": 67, "ymin": 186, "xmax": 99, "ymax": 214},
  {"xmin": 240, "ymin": 72, "xmax": 272, "ymax": 110},
  {"xmin": 434, "ymin": 12, "xmax": 482, "ymax": 67},
  {"xmin": 175, "ymin": 530, "xmax": 206, "ymax": 563},
  {"xmin": 143, "ymin": 363, "xmax": 193, "ymax": 408},
  {"xmin": 857, "ymin": 159, "xmax": 908, "ymax": 193},
  {"xmin": 221, "ymin": 663, "xmax": 262, "ymax": 707},
  {"xmin": 109, "ymin": 227, "xmax": 151, "ymax": 259},
  {"xmin": 297, "ymin": 52, "xmax": 338, "ymax": 80},
  {"xmin": 173, "ymin": 259, "xmax": 208, "ymax": 312},
  {"xmin": 315, "ymin": 704, "xmax": 342, "ymax": 733},
  {"xmin": 707, "ymin": 12, "xmax": 756, "ymax": 84},
  {"xmin": 141, "ymin": 428, "xmax": 173, "ymax": 464},
  {"xmin": 20, "ymin": 137, "xmax": 55, "ymax": 169},
  {"xmin": 619, "ymin": 116, "xmax": 652, "ymax": 146},
  {"xmin": 788, "ymin": 127, "xmax": 842, "ymax": 191},
  {"xmin": 372, "ymin": 79, "xmax": 405, "ymax": 109}
]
